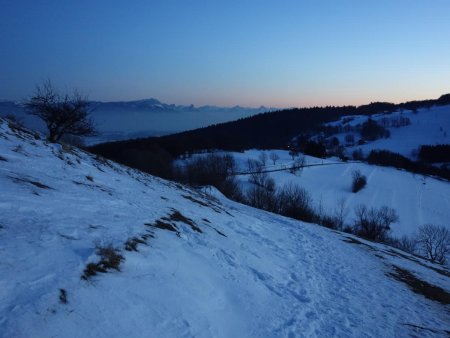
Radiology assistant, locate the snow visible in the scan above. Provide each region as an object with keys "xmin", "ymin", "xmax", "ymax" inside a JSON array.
[
  {"xmin": 206, "ymin": 149, "xmax": 450, "ymax": 237},
  {"xmin": 328, "ymin": 105, "xmax": 450, "ymax": 159},
  {"xmin": 1, "ymin": 119, "xmax": 449, "ymax": 337}
]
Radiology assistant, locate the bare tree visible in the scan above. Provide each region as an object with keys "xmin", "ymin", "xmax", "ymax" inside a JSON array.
[
  {"xmin": 247, "ymin": 159, "xmax": 266, "ymax": 186},
  {"xmin": 417, "ymin": 224, "xmax": 449, "ymax": 264},
  {"xmin": 289, "ymin": 148, "xmax": 299, "ymax": 160},
  {"xmin": 25, "ymin": 80, "xmax": 96, "ymax": 142},
  {"xmin": 333, "ymin": 197, "xmax": 348, "ymax": 230},
  {"xmin": 269, "ymin": 152, "xmax": 280, "ymax": 165},
  {"xmin": 258, "ymin": 152, "xmax": 268, "ymax": 166},
  {"xmin": 289, "ymin": 154, "xmax": 305, "ymax": 175}
]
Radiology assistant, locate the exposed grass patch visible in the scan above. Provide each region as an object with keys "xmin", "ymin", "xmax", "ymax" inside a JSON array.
[
  {"xmin": 168, "ymin": 209, "xmax": 202, "ymax": 233},
  {"xmin": 383, "ymin": 248, "xmax": 450, "ymax": 278},
  {"xmin": 141, "ymin": 232, "xmax": 155, "ymax": 240},
  {"xmin": 388, "ymin": 265, "xmax": 450, "ymax": 305},
  {"xmin": 145, "ymin": 211, "xmax": 203, "ymax": 235},
  {"xmin": 182, "ymin": 194, "xmax": 210, "ymax": 207},
  {"xmin": 29, "ymin": 180, "xmax": 51, "ymax": 189},
  {"xmin": 72, "ymin": 180, "xmax": 113, "ymax": 194},
  {"xmin": 342, "ymin": 236, "xmax": 375, "ymax": 250},
  {"xmin": 182, "ymin": 194, "xmax": 224, "ymax": 214},
  {"xmin": 82, "ymin": 245, "xmax": 124, "ymax": 280},
  {"xmin": 214, "ymin": 229, "xmax": 227, "ymax": 237},
  {"xmin": 9, "ymin": 176, "xmax": 53, "ymax": 190},
  {"xmin": 146, "ymin": 220, "xmax": 178, "ymax": 233},
  {"xmin": 124, "ymin": 237, "xmax": 147, "ymax": 252},
  {"xmin": 59, "ymin": 289, "xmax": 67, "ymax": 304},
  {"xmin": 401, "ymin": 323, "xmax": 450, "ymax": 336}
]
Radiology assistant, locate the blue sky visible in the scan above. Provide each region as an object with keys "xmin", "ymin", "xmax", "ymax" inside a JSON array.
[{"xmin": 1, "ymin": 0, "xmax": 449, "ymax": 107}]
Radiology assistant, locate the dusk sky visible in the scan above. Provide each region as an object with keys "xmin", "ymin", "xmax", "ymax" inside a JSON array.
[{"xmin": 1, "ymin": 0, "xmax": 449, "ymax": 107}]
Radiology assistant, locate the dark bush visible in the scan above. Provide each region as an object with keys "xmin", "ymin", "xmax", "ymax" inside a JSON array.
[
  {"xmin": 303, "ymin": 140, "xmax": 327, "ymax": 158},
  {"xmin": 352, "ymin": 149, "xmax": 364, "ymax": 160},
  {"xmin": 419, "ymin": 144, "xmax": 450, "ymax": 163},
  {"xmin": 276, "ymin": 183, "xmax": 316, "ymax": 222},
  {"xmin": 367, "ymin": 150, "xmax": 412, "ymax": 168},
  {"xmin": 174, "ymin": 153, "xmax": 243, "ymax": 201},
  {"xmin": 247, "ymin": 159, "xmax": 266, "ymax": 186},
  {"xmin": 388, "ymin": 236, "xmax": 417, "ymax": 255},
  {"xmin": 351, "ymin": 169, "xmax": 367, "ymax": 193},
  {"xmin": 368, "ymin": 149, "xmax": 450, "ymax": 180},
  {"xmin": 353, "ymin": 205, "xmax": 399, "ymax": 242},
  {"xmin": 246, "ymin": 184, "xmax": 277, "ymax": 212},
  {"xmin": 360, "ymin": 118, "xmax": 389, "ymax": 141}
]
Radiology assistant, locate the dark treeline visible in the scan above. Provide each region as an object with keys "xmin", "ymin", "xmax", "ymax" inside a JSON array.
[
  {"xmin": 367, "ymin": 150, "xmax": 450, "ymax": 180},
  {"xmin": 419, "ymin": 145, "xmax": 450, "ymax": 163},
  {"xmin": 89, "ymin": 94, "xmax": 450, "ymax": 176}
]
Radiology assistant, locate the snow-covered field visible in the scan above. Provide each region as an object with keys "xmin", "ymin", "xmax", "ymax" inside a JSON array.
[
  {"xmin": 212, "ymin": 150, "xmax": 450, "ymax": 237},
  {"xmin": 326, "ymin": 104, "xmax": 450, "ymax": 159},
  {"xmin": 1, "ymin": 119, "xmax": 449, "ymax": 337}
]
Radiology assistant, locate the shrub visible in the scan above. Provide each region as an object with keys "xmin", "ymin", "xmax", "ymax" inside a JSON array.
[
  {"xmin": 247, "ymin": 159, "xmax": 266, "ymax": 187},
  {"xmin": 389, "ymin": 236, "xmax": 417, "ymax": 254},
  {"xmin": 352, "ymin": 149, "xmax": 364, "ymax": 161},
  {"xmin": 419, "ymin": 144, "xmax": 450, "ymax": 163},
  {"xmin": 353, "ymin": 205, "xmax": 399, "ymax": 242},
  {"xmin": 417, "ymin": 224, "xmax": 450, "ymax": 264},
  {"xmin": 289, "ymin": 155, "xmax": 305, "ymax": 175},
  {"xmin": 246, "ymin": 184, "xmax": 277, "ymax": 212},
  {"xmin": 367, "ymin": 149, "xmax": 450, "ymax": 180},
  {"xmin": 360, "ymin": 118, "xmax": 388, "ymax": 141},
  {"xmin": 367, "ymin": 150, "xmax": 412, "ymax": 169},
  {"xmin": 351, "ymin": 169, "xmax": 367, "ymax": 193},
  {"xmin": 303, "ymin": 140, "xmax": 327, "ymax": 158},
  {"xmin": 175, "ymin": 153, "xmax": 243, "ymax": 200},
  {"xmin": 276, "ymin": 183, "xmax": 316, "ymax": 222}
]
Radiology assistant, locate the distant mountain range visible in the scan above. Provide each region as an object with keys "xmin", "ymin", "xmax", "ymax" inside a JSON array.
[{"xmin": 0, "ymin": 98, "xmax": 275, "ymax": 144}]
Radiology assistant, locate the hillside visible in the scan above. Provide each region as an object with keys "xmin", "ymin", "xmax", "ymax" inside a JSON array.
[
  {"xmin": 209, "ymin": 150, "xmax": 450, "ymax": 237},
  {"xmin": 325, "ymin": 104, "xmax": 450, "ymax": 160},
  {"xmin": 1, "ymin": 119, "xmax": 450, "ymax": 337},
  {"xmin": 91, "ymin": 94, "xmax": 450, "ymax": 163}
]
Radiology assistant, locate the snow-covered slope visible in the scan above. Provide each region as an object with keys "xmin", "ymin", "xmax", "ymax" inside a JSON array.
[
  {"xmin": 219, "ymin": 150, "xmax": 450, "ymax": 237},
  {"xmin": 1, "ymin": 119, "xmax": 449, "ymax": 337},
  {"xmin": 328, "ymin": 105, "xmax": 450, "ymax": 159}
]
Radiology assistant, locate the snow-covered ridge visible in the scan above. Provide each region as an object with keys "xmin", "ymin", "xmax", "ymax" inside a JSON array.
[
  {"xmin": 0, "ymin": 118, "xmax": 449, "ymax": 337},
  {"xmin": 325, "ymin": 104, "xmax": 450, "ymax": 159}
]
